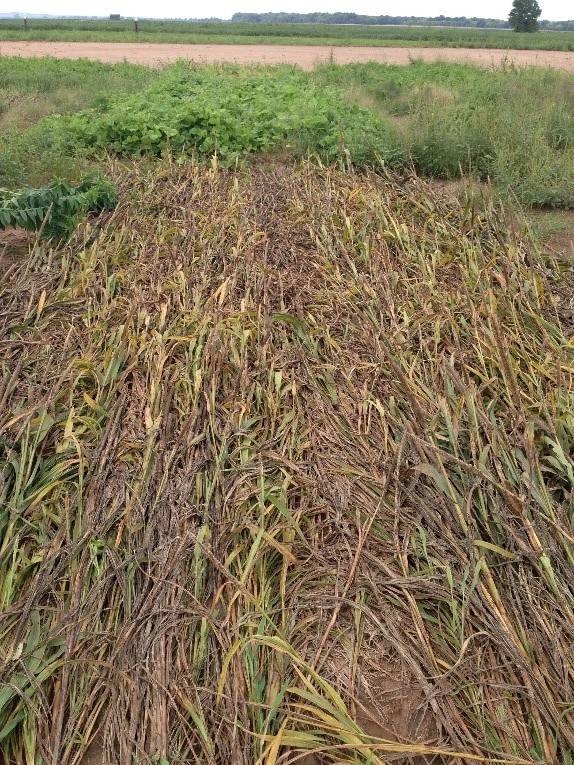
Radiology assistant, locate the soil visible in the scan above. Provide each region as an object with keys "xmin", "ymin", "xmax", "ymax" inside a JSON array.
[
  {"xmin": 0, "ymin": 226, "xmax": 33, "ymax": 267},
  {"xmin": 0, "ymin": 40, "xmax": 573, "ymax": 70},
  {"xmin": 539, "ymin": 211, "xmax": 574, "ymax": 260}
]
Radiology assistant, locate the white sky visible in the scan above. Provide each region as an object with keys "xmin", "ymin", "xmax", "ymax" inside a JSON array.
[{"xmin": 5, "ymin": 0, "xmax": 572, "ymax": 21}]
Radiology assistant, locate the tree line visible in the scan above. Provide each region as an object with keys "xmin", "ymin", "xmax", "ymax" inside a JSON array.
[{"xmin": 231, "ymin": 12, "xmax": 573, "ymax": 31}]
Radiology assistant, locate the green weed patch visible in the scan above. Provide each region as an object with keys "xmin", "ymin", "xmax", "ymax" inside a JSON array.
[
  {"xmin": 319, "ymin": 61, "xmax": 574, "ymax": 207},
  {"xmin": 59, "ymin": 65, "xmax": 402, "ymax": 166}
]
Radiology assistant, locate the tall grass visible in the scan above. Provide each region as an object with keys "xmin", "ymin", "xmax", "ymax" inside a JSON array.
[
  {"xmin": 0, "ymin": 57, "xmax": 156, "ymax": 187},
  {"xmin": 319, "ymin": 61, "xmax": 574, "ymax": 207},
  {"xmin": 1, "ymin": 158, "xmax": 573, "ymax": 763}
]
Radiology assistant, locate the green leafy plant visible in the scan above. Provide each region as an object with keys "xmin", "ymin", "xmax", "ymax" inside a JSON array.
[
  {"xmin": 0, "ymin": 175, "xmax": 117, "ymax": 238},
  {"xmin": 58, "ymin": 64, "xmax": 402, "ymax": 167}
]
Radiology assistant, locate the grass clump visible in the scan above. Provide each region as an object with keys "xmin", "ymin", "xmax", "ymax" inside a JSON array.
[
  {"xmin": 0, "ymin": 56, "xmax": 155, "ymax": 131},
  {"xmin": 0, "ymin": 56, "xmax": 156, "ymax": 188},
  {"xmin": 319, "ymin": 61, "xmax": 574, "ymax": 207},
  {"xmin": 1, "ymin": 158, "xmax": 573, "ymax": 764}
]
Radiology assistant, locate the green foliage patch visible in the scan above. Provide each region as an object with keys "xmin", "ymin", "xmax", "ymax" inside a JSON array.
[
  {"xmin": 57, "ymin": 65, "xmax": 402, "ymax": 166},
  {"xmin": 2, "ymin": 57, "xmax": 573, "ymax": 209},
  {"xmin": 0, "ymin": 175, "xmax": 117, "ymax": 238}
]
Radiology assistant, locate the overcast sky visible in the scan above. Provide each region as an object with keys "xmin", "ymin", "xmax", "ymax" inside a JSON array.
[{"xmin": 6, "ymin": 0, "xmax": 572, "ymax": 21}]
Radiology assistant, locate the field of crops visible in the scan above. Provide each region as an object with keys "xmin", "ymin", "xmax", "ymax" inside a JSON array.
[
  {"xmin": 1, "ymin": 18, "xmax": 574, "ymax": 50},
  {"xmin": 1, "ymin": 52, "xmax": 574, "ymax": 765}
]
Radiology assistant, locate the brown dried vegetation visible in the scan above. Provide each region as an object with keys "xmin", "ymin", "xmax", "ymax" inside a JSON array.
[{"xmin": 1, "ymin": 160, "xmax": 573, "ymax": 764}]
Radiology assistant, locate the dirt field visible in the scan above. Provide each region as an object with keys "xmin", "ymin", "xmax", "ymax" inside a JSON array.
[{"xmin": 1, "ymin": 40, "xmax": 574, "ymax": 70}]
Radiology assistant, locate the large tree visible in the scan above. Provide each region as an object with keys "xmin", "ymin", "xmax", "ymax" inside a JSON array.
[{"xmin": 509, "ymin": 0, "xmax": 542, "ymax": 31}]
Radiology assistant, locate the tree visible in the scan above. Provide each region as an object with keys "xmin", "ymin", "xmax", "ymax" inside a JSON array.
[{"xmin": 509, "ymin": 0, "xmax": 542, "ymax": 32}]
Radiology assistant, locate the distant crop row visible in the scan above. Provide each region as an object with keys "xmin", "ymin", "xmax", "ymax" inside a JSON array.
[
  {"xmin": 1, "ymin": 58, "xmax": 573, "ymax": 208},
  {"xmin": 1, "ymin": 18, "xmax": 574, "ymax": 50}
]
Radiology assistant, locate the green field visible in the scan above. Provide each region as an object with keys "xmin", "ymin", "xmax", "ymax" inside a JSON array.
[
  {"xmin": 1, "ymin": 53, "xmax": 574, "ymax": 765},
  {"xmin": 2, "ymin": 56, "xmax": 573, "ymax": 208},
  {"xmin": 2, "ymin": 18, "xmax": 574, "ymax": 49}
]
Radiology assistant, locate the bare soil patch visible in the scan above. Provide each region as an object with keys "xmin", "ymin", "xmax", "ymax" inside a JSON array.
[
  {"xmin": 541, "ymin": 211, "xmax": 574, "ymax": 259},
  {"xmin": 0, "ymin": 226, "xmax": 33, "ymax": 268},
  {"xmin": 1, "ymin": 40, "xmax": 574, "ymax": 70}
]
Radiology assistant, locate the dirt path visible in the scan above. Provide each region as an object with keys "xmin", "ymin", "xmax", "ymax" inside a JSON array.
[{"xmin": 1, "ymin": 40, "xmax": 574, "ymax": 70}]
